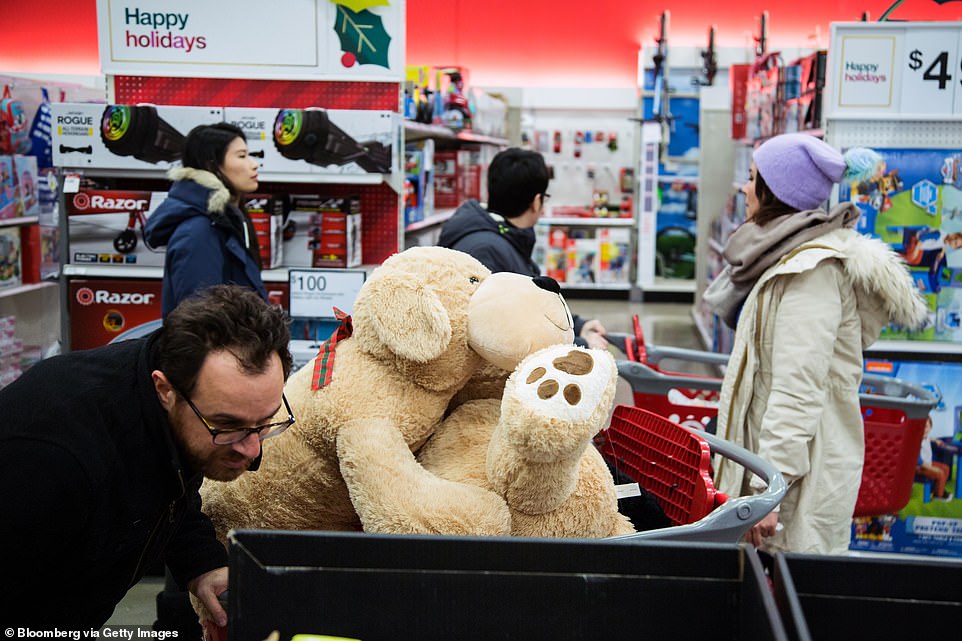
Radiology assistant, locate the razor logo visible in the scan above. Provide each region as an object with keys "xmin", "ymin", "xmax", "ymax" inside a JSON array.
[
  {"xmin": 71, "ymin": 191, "xmax": 151, "ymax": 213},
  {"xmin": 76, "ymin": 287, "xmax": 156, "ymax": 306}
]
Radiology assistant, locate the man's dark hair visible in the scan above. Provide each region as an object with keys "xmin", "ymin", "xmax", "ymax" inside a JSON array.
[
  {"xmin": 752, "ymin": 170, "xmax": 798, "ymax": 226},
  {"xmin": 486, "ymin": 148, "xmax": 550, "ymax": 218},
  {"xmin": 181, "ymin": 122, "xmax": 248, "ymax": 196},
  {"xmin": 156, "ymin": 284, "xmax": 293, "ymax": 395}
]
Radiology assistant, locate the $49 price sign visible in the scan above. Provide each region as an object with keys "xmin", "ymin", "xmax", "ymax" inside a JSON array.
[{"xmin": 901, "ymin": 28, "xmax": 962, "ymax": 114}]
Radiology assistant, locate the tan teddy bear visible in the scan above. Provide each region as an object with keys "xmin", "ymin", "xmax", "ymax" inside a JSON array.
[
  {"xmin": 199, "ymin": 247, "xmax": 575, "ymax": 542},
  {"xmin": 417, "ymin": 343, "xmax": 636, "ymax": 538}
]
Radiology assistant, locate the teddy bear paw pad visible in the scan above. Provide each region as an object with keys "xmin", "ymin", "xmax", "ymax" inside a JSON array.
[{"xmin": 514, "ymin": 345, "xmax": 614, "ymax": 422}]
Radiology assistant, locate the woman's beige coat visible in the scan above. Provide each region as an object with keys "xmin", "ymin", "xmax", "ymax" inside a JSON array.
[{"xmin": 714, "ymin": 227, "xmax": 928, "ymax": 554}]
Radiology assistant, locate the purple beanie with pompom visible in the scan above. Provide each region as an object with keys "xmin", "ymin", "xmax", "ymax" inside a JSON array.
[{"xmin": 753, "ymin": 133, "xmax": 846, "ymax": 211}]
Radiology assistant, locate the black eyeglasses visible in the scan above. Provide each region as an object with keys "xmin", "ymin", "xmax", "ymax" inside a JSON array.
[{"xmin": 180, "ymin": 391, "xmax": 295, "ymax": 445}]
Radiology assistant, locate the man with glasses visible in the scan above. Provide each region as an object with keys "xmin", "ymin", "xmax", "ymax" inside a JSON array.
[
  {"xmin": 438, "ymin": 147, "xmax": 608, "ymax": 349},
  {"xmin": 0, "ymin": 284, "xmax": 293, "ymax": 631}
]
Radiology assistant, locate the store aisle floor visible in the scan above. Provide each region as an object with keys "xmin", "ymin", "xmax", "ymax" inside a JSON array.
[{"xmin": 103, "ymin": 298, "xmax": 707, "ymax": 629}]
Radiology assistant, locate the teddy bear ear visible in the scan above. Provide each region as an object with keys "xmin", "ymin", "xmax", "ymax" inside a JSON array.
[{"xmin": 365, "ymin": 275, "xmax": 452, "ymax": 362}]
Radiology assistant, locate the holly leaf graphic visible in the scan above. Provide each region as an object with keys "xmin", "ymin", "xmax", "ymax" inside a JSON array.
[
  {"xmin": 334, "ymin": 5, "xmax": 391, "ymax": 68},
  {"xmin": 330, "ymin": 0, "xmax": 389, "ymax": 13}
]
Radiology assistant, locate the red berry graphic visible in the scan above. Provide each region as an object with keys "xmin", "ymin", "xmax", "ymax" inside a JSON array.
[{"xmin": 341, "ymin": 52, "xmax": 356, "ymax": 67}]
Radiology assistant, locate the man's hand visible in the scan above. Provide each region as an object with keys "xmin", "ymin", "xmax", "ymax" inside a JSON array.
[
  {"xmin": 188, "ymin": 566, "xmax": 228, "ymax": 627},
  {"xmin": 745, "ymin": 511, "xmax": 779, "ymax": 548},
  {"xmin": 579, "ymin": 319, "xmax": 609, "ymax": 350}
]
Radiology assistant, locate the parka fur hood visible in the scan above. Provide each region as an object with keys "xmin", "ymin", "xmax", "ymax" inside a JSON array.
[
  {"xmin": 166, "ymin": 167, "xmax": 231, "ymax": 213},
  {"xmin": 777, "ymin": 227, "xmax": 929, "ymax": 345}
]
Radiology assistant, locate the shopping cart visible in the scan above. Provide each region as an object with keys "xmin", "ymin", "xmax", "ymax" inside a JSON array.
[
  {"xmin": 603, "ymin": 404, "xmax": 787, "ymax": 544},
  {"xmin": 605, "ymin": 315, "xmax": 941, "ymax": 519}
]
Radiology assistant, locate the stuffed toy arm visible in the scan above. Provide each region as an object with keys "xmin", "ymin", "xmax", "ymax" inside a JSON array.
[{"xmin": 336, "ymin": 416, "xmax": 512, "ymax": 535}]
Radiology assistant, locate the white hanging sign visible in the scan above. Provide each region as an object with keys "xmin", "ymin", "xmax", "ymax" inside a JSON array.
[
  {"xmin": 829, "ymin": 22, "xmax": 962, "ymax": 118},
  {"xmin": 95, "ymin": 0, "xmax": 404, "ymax": 80}
]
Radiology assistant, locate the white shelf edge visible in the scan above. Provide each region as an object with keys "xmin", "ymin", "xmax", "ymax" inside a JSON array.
[
  {"xmin": 560, "ymin": 282, "xmax": 633, "ymax": 291},
  {"xmin": 0, "ymin": 215, "xmax": 40, "ymax": 228},
  {"xmin": 0, "ymin": 280, "xmax": 58, "ymax": 299},
  {"xmin": 60, "ymin": 167, "xmax": 389, "ymax": 185},
  {"xmin": 708, "ymin": 238, "xmax": 725, "ymax": 255},
  {"xmin": 405, "ymin": 208, "xmax": 456, "ymax": 233},
  {"xmin": 643, "ymin": 279, "xmax": 696, "ymax": 293},
  {"xmin": 539, "ymin": 217, "xmax": 634, "ymax": 227},
  {"xmin": 864, "ymin": 339, "xmax": 962, "ymax": 356},
  {"xmin": 63, "ymin": 264, "xmax": 164, "ymax": 279}
]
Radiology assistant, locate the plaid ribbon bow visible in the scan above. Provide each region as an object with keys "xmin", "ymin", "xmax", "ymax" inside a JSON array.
[{"xmin": 311, "ymin": 307, "xmax": 353, "ymax": 391}]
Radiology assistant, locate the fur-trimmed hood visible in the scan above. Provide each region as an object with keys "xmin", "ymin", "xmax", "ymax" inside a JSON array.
[
  {"xmin": 144, "ymin": 167, "xmax": 233, "ymax": 248},
  {"xmin": 779, "ymin": 227, "xmax": 930, "ymax": 339},
  {"xmin": 166, "ymin": 167, "xmax": 231, "ymax": 213}
]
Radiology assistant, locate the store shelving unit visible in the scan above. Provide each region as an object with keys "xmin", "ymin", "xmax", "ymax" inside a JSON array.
[
  {"xmin": 55, "ymin": 78, "xmax": 406, "ymax": 352},
  {"xmin": 402, "ymin": 120, "xmax": 509, "ymax": 248}
]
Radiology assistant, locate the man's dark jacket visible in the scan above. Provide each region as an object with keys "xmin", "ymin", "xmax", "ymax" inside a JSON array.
[
  {"xmin": 438, "ymin": 199, "xmax": 541, "ymax": 276},
  {"xmin": 0, "ymin": 334, "xmax": 228, "ymax": 628},
  {"xmin": 438, "ymin": 199, "xmax": 587, "ymax": 338}
]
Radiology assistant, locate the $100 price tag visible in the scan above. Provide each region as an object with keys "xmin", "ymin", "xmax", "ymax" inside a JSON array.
[{"xmin": 901, "ymin": 28, "xmax": 962, "ymax": 115}]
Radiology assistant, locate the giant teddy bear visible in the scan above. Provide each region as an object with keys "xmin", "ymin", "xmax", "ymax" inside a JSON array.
[{"xmin": 199, "ymin": 246, "xmax": 577, "ymax": 540}]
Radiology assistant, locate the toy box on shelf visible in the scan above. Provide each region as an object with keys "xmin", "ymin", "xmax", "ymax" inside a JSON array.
[
  {"xmin": 64, "ymin": 187, "xmax": 167, "ymax": 267},
  {"xmin": 838, "ymin": 147, "xmax": 962, "ymax": 342},
  {"xmin": 243, "ymin": 193, "xmax": 285, "ymax": 269},
  {"xmin": 433, "ymin": 149, "xmax": 481, "ymax": 209},
  {"xmin": 283, "ymin": 194, "xmax": 361, "ymax": 269},
  {"xmin": 0, "ymin": 226, "xmax": 21, "ymax": 290}
]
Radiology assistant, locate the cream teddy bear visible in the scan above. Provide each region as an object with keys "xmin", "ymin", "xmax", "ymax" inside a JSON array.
[{"xmin": 418, "ymin": 343, "xmax": 636, "ymax": 538}]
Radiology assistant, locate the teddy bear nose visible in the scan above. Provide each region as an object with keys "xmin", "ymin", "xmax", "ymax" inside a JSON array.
[{"xmin": 533, "ymin": 275, "xmax": 561, "ymax": 294}]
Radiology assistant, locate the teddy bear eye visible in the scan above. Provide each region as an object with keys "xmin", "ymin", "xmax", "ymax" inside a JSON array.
[{"xmin": 469, "ymin": 276, "xmax": 480, "ymax": 284}]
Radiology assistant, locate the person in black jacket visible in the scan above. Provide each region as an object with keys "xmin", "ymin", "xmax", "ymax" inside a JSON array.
[
  {"xmin": 0, "ymin": 284, "xmax": 293, "ymax": 631},
  {"xmin": 438, "ymin": 147, "xmax": 608, "ymax": 349}
]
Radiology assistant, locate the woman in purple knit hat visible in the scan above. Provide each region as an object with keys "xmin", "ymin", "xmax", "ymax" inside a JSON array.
[{"xmin": 704, "ymin": 133, "xmax": 928, "ymax": 555}]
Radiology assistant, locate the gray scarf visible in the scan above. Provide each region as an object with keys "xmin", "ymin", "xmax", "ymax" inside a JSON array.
[{"xmin": 704, "ymin": 202, "xmax": 861, "ymax": 329}]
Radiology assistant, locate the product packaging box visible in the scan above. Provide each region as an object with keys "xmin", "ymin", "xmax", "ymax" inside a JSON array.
[
  {"xmin": 282, "ymin": 195, "xmax": 362, "ymax": 269},
  {"xmin": 65, "ymin": 188, "xmax": 167, "ymax": 266},
  {"xmin": 851, "ymin": 359, "xmax": 962, "ymax": 559},
  {"xmin": 52, "ymin": 103, "xmax": 223, "ymax": 170},
  {"xmin": 565, "ymin": 236, "xmax": 600, "ymax": 285},
  {"xmin": 225, "ymin": 107, "xmax": 399, "ymax": 176},
  {"xmin": 598, "ymin": 227, "xmax": 631, "ymax": 284},
  {"xmin": 242, "ymin": 193, "xmax": 285, "ymax": 270},
  {"xmin": 0, "ymin": 227, "xmax": 22, "ymax": 289},
  {"xmin": 0, "ymin": 155, "xmax": 17, "ymax": 219},
  {"xmin": 545, "ymin": 226, "xmax": 568, "ymax": 282},
  {"xmin": 404, "ymin": 147, "xmax": 426, "ymax": 226},
  {"xmin": 19, "ymin": 224, "xmax": 41, "ymax": 284},
  {"xmin": 433, "ymin": 149, "xmax": 480, "ymax": 208},
  {"xmin": 68, "ymin": 278, "xmax": 163, "ymax": 350},
  {"xmin": 13, "ymin": 155, "xmax": 39, "ymax": 216}
]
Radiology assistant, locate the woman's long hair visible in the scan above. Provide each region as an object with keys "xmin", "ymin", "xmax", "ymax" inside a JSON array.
[
  {"xmin": 181, "ymin": 122, "xmax": 247, "ymax": 197},
  {"xmin": 752, "ymin": 170, "xmax": 798, "ymax": 226}
]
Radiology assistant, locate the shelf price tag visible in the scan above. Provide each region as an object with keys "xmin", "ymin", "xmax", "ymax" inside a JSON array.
[
  {"xmin": 288, "ymin": 268, "xmax": 366, "ymax": 320},
  {"xmin": 901, "ymin": 28, "xmax": 960, "ymax": 115}
]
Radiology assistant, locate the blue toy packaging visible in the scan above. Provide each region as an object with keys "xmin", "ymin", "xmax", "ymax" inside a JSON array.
[
  {"xmin": 838, "ymin": 147, "xmax": 962, "ymax": 341},
  {"xmin": 851, "ymin": 359, "xmax": 962, "ymax": 558}
]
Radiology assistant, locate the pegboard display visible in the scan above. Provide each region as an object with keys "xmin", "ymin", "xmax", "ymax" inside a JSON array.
[
  {"xmin": 827, "ymin": 119, "xmax": 962, "ymax": 150},
  {"xmin": 112, "ymin": 76, "xmax": 400, "ymax": 111}
]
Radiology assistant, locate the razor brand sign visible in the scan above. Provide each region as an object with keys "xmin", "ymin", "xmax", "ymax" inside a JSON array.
[{"xmin": 75, "ymin": 287, "xmax": 156, "ymax": 306}]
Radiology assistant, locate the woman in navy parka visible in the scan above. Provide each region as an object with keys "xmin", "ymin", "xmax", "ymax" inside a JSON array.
[{"xmin": 145, "ymin": 123, "xmax": 267, "ymax": 317}]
